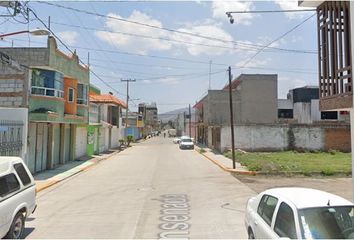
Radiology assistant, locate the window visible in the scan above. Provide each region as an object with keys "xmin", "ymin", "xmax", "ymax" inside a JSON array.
[
  {"xmin": 77, "ymin": 84, "xmax": 88, "ymax": 105},
  {"xmin": 0, "ymin": 174, "xmax": 20, "ymax": 197},
  {"xmin": 14, "ymin": 163, "xmax": 31, "ymax": 186},
  {"xmin": 31, "ymin": 69, "xmax": 64, "ymax": 98},
  {"xmin": 274, "ymin": 202, "xmax": 297, "ymax": 239},
  {"xmin": 68, "ymin": 88, "xmax": 74, "ymax": 103},
  {"xmin": 257, "ymin": 195, "xmax": 278, "ymax": 226}
]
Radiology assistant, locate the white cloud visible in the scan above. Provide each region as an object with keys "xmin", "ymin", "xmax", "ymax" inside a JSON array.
[
  {"xmin": 96, "ymin": 11, "xmax": 236, "ymax": 56},
  {"xmin": 142, "ymin": 78, "xmax": 180, "ymax": 85},
  {"xmin": 96, "ymin": 11, "xmax": 172, "ymax": 54},
  {"xmin": 173, "ymin": 24, "xmax": 234, "ymax": 56},
  {"xmin": 212, "ymin": 1, "xmax": 255, "ymax": 25},
  {"xmin": 58, "ymin": 31, "xmax": 79, "ymax": 45},
  {"xmin": 274, "ymin": 0, "xmax": 313, "ymax": 19}
]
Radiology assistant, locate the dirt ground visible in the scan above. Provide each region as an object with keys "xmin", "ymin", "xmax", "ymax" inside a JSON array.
[{"xmin": 235, "ymin": 175, "xmax": 353, "ymax": 201}]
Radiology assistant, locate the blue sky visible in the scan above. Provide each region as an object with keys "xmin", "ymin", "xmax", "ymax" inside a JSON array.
[{"xmin": 0, "ymin": 1, "xmax": 318, "ymax": 113}]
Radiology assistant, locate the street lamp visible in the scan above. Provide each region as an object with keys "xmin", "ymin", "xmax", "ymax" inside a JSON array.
[{"xmin": 0, "ymin": 29, "xmax": 50, "ymax": 39}]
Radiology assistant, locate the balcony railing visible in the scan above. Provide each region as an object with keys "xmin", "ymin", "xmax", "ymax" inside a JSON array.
[{"xmin": 31, "ymin": 86, "xmax": 64, "ymax": 98}]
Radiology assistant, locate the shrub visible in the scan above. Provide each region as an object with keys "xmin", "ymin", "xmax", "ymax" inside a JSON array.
[
  {"xmin": 321, "ymin": 168, "xmax": 335, "ymax": 176},
  {"xmin": 199, "ymin": 148, "xmax": 206, "ymax": 153},
  {"xmin": 126, "ymin": 135, "xmax": 134, "ymax": 146},
  {"xmin": 328, "ymin": 149, "xmax": 339, "ymax": 155}
]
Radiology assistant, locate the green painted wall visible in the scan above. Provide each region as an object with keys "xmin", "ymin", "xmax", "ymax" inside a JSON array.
[
  {"xmin": 87, "ymin": 125, "xmax": 100, "ymax": 156},
  {"xmin": 29, "ymin": 98, "xmax": 88, "ymax": 124},
  {"xmin": 48, "ymin": 37, "xmax": 89, "ymax": 85},
  {"xmin": 89, "ymin": 85, "xmax": 101, "ymax": 95}
]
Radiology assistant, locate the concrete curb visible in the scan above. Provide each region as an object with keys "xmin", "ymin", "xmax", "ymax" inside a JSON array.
[
  {"xmin": 195, "ymin": 147, "xmax": 257, "ymax": 176},
  {"xmin": 36, "ymin": 149, "xmax": 121, "ymax": 193}
]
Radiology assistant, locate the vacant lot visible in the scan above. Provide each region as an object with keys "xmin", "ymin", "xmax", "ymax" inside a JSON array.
[{"xmin": 225, "ymin": 151, "xmax": 351, "ymax": 175}]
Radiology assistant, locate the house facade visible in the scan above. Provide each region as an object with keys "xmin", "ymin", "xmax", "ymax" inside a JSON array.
[
  {"xmin": 0, "ymin": 37, "xmax": 89, "ymax": 173},
  {"xmin": 89, "ymin": 92, "xmax": 126, "ymax": 152},
  {"xmin": 194, "ymin": 74, "xmax": 278, "ymax": 151}
]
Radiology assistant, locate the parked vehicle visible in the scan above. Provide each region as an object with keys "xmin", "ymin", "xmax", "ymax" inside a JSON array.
[
  {"xmin": 179, "ymin": 137, "xmax": 194, "ymax": 150},
  {"xmin": 245, "ymin": 187, "xmax": 354, "ymax": 239},
  {"xmin": 0, "ymin": 157, "xmax": 37, "ymax": 239},
  {"xmin": 173, "ymin": 137, "xmax": 181, "ymax": 144},
  {"xmin": 168, "ymin": 129, "xmax": 176, "ymax": 137}
]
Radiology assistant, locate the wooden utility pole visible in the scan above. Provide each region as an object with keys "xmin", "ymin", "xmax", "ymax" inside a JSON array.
[
  {"xmin": 228, "ymin": 66, "xmax": 236, "ymax": 169},
  {"xmin": 189, "ymin": 104, "xmax": 192, "ymax": 137},
  {"xmin": 121, "ymin": 79, "xmax": 136, "ymax": 128}
]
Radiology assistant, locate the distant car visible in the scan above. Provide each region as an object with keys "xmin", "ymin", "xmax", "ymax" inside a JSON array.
[
  {"xmin": 173, "ymin": 137, "xmax": 180, "ymax": 144},
  {"xmin": 179, "ymin": 137, "xmax": 194, "ymax": 150},
  {"xmin": 245, "ymin": 187, "xmax": 354, "ymax": 239},
  {"xmin": 0, "ymin": 157, "xmax": 37, "ymax": 239}
]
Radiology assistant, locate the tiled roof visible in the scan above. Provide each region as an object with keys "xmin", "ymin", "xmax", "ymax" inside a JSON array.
[{"xmin": 89, "ymin": 94, "xmax": 127, "ymax": 108}]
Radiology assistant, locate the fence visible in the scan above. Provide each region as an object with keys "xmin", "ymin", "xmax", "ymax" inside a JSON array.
[{"xmin": 0, "ymin": 120, "xmax": 23, "ymax": 156}]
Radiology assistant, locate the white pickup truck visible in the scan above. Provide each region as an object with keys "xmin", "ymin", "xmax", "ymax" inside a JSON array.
[{"xmin": 0, "ymin": 157, "xmax": 36, "ymax": 239}]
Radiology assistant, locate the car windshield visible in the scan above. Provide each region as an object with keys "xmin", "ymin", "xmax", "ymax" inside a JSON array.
[
  {"xmin": 299, "ymin": 206, "xmax": 354, "ymax": 239},
  {"xmin": 181, "ymin": 139, "xmax": 192, "ymax": 143}
]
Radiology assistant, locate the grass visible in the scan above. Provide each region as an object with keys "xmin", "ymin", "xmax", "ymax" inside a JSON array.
[{"xmin": 224, "ymin": 151, "xmax": 352, "ymax": 176}]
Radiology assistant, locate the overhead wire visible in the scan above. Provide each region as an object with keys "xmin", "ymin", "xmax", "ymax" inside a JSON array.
[
  {"xmin": 49, "ymin": 20, "xmax": 313, "ymax": 54},
  {"xmin": 27, "ymin": 7, "xmax": 127, "ymax": 98},
  {"xmin": 37, "ymin": 1, "xmax": 317, "ymax": 55},
  {"xmin": 240, "ymin": 13, "xmax": 316, "ymax": 68}
]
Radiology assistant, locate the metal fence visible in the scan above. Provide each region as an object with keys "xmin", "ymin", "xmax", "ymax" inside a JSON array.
[{"xmin": 0, "ymin": 120, "xmax": 23, "ymax": 156}]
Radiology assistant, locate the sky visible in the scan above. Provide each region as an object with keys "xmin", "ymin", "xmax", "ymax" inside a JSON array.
[{"xmin": 0, "ymin": 0, "xmax": 318, "ymax": 113}]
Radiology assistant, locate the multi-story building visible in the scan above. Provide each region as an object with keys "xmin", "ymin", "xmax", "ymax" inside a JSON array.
[
  {"xmin": 89, "ymin": 91, "xmax": 126, "ymax": 152},
  {"xmin": 138, "ymin": 102, "xmax": 158, "ymax": 135},
  {"xmin": 0, "ymin": 36, "xmax": 89, "ymax": 173},
  {"xmin": 194, "ymin": 74, "xmax": 278, "ymax": 150},
  {"xmin": 278, "ymin": 86, "xmax": 349, "ymax": 123}
]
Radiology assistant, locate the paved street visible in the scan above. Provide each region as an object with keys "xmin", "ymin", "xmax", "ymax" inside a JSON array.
[{"xmin": 25, "ymin": 137, "xmax": 256, "ymax": 239}]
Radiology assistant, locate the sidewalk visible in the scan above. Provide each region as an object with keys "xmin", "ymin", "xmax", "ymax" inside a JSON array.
[
  {"xmin": 35, "ymin": 149, "xmax": 121, "ymax": 192},
  {"xmin": 194, "ymin": 145, "xmax": 256, "ymax": 175}
]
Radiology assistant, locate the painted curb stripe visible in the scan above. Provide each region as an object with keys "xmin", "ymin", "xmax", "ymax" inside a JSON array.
[{"xmin": 195, "ymin": 148, "xmax": 257, "ymax": 176}]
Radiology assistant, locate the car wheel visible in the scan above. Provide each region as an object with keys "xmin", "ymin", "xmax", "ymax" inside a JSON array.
[
  {"xmin": 248, "ymin": 229, "xmax": 255, "ymax": 239},
  {"xmin": 4, "ymin": 212, "xmax": 25, "ymax": 239}
]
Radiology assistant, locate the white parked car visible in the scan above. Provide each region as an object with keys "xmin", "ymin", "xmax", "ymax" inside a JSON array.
[
  {"xmin": 245, "ymin": 187, "xmax": 354, "ymax": 239},
  {"xmin": 173, "ymin": 137, "xmax": 181, "ymax": 144},
  {"xmin": 179, "ymin": 137, "xmax": 194, "ymax": 150},
  {"xmin": 0, "ymin": 157, "xmax": 37, "ymax": 239}
]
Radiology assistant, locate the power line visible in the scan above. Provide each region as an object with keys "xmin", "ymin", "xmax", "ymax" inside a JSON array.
[
  {"xmin": 226, "ymin": 9, "xmax": 315, "ymax": 14},
  {"xmin": 28, "ymin": 7, "xmax": 127, "ymax": 98},
  {"xmin": 37, "ymin": 1, "xmax": 317, "ymax": 55},
  {"xmin": 50, "ymin": 20, "xmax": 316, "ymax": 55},
  {"xmin": 240, "ymin": 13, "xmax": 316, "ymax": 68},
  {"xmin": 66, "ymin": 45, "xmax": 229, "ymax": 66}
]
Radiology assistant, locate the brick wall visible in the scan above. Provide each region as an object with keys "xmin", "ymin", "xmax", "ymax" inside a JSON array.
[{"xmin": 324, "ymin": 127, "xmax": 351, "ymax": 152}]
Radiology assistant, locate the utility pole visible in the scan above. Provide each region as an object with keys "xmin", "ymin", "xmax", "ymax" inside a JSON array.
[
  {"xmin": 209, "ymin": 60, "xmax": 212, "ymax": 90},
  {"xmin": 228, "ymin": 66, "xmax": 236, "ymax": 169},
  {"xmin": 183, "ymin": 112, "xmax": 186, "ymax": 135},
  {"xmin": 189, "ymin": 104, "xmax": 192, "ymax": 137},
  {"xmin": 121, "ymin": 79, "xmax": 136, "ymax": 128}
]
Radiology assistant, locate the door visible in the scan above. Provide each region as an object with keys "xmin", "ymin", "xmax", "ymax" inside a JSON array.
[
  {"xmin": 27, "ymin": 123, "xmax": 37, "ymax": 173},
  {"xmin": 75, "ymin": 127, "xmax": 87, "ymax": 159},
  {"xmin": 64, "ymin": 124, "xmax": 71, "ymax": 162},
  {"xmin": 52, "ymin": 124, "xmax": 61, "ymax": 167},
  {"xmin": 255, "ymin": 194, "xmax": 279, "ymax": 238},
  {"xmin": 35, "ymin": 123, "xmax": 48, "ymax": 173}
]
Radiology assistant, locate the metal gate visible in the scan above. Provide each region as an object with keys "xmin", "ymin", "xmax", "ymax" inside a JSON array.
[{"xmin": 0, "ymin": 120, "xmax": 23, "ymax": 156}]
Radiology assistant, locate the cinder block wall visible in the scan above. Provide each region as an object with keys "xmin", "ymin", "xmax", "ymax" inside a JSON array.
[{"xmin": 219, "ymin": 124, "xmax": 351, "ymax": 152}]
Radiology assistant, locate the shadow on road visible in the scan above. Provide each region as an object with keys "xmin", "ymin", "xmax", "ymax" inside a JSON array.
[{"xmin": 22, "ymin": 227, "xmax": 35, "ymax": 238}]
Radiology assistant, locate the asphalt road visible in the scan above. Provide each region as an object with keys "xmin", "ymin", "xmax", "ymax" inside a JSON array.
[{"xmin": 25, "ymin": 136, "xmax": 256, "ymax": 239}]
